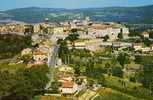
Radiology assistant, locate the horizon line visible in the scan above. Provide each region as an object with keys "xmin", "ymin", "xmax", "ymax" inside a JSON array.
[{"xmin": 1, "ymin": 4, "xmax": 153, "ymax": 11}]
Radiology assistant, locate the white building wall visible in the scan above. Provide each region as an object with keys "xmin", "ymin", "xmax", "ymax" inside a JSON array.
[{"xmin": 122, "ymin": 28, "xmax": 129, "ymax": 34}]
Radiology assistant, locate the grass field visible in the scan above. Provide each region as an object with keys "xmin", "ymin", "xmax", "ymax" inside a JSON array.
[
  {"xmin": 104, "ymin": 75, "xmax": 153, "ymax": 100},
  {"xmin": 93, "ymin": 88, "xmax": 139, "ymax": 100}
]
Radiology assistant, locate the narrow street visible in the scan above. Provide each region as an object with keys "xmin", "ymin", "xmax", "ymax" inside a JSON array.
[{"xmin": 45, "ymin": 41, "xmax": 59, "ymax": 90}]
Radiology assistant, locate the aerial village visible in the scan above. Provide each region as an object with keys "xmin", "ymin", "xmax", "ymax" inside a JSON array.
[{"xmin": 0, "ymin": 17, "xmax": 153, "ymax": 100}]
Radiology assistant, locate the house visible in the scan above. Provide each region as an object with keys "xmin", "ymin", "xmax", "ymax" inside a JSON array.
[
  {"xmin": 74, "ymin": 42, "xmax": 86, "ymax": 49},
  {"xmin": 88, "ymin": 23, "xmax": 129, "ymax": 41},
  {"xmin": 60, "ymin": 80, "xmax": 78, "ymax": 94},
  {"xmin": 33, "ymin": 50, "xmax": 48, "ymax": 62},
  {"xmin": 68, "ymin": 39, "xmax": 101, "ymax": 51},
  {"xmin": 142, "ymin": 47, "xmax": 151, "ymax": 52},
  {"xmin": 112, "ymin": 42, "xmax": 122, "ymax": 48},
  {"xmin": 132, "ymin": 43, "xmax": 143, "ymax": 50},
  {"xmin": 142, "ymin": 31, "xmax": 149, "ymax": 38},
  {"xmin": 53, "ymin": 27, "xmax": 65, "ymax": 34},
  {"xmin": 21, "ymin": 48, "xmax": 32, "ymax": 56},
  {"xmin": 86, "ymin": 44, "xmax": 100, "ymax": 51},
  {"xmin": 58, "ymin": 66, "xmax": 74, "ymax": 73},
  {"xmin": 0, "ymin": 22, "xmax": 26, "ymax": 34}
]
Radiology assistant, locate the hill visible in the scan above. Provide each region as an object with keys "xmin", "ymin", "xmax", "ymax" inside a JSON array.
[
  {"xmin": 0, "ymin": 5, "xmax": 153, "ymax": 23},
  {"xmin": 0, "ymin": 34, "xmax": 32, "ymax": 59}
]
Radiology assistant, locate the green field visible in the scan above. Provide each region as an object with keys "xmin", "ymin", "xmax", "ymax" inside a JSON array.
[{"xmin": 94, "ymin": 88, "xmax": 139, "ymax": 100}]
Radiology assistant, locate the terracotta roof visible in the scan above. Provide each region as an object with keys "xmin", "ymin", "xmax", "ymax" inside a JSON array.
[
  {"xmin": 142, "ymin": 32, "xmax": 149, "ymax": 35},
  {"xmin": 62, "ymin": 81, "xmax": 74, "ymax": 88},
  {"xmin": 33, "ymin": 50, "xmax": 47, "ymax": 55},
  {"xmin": 133, "ymin": 43, "xmax": 143, "ymax": 46},
  {"xmin": 91, "ymin": 24, "xmax": 119, "ymax": 29}
]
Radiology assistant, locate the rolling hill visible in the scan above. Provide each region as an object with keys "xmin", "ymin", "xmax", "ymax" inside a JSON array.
[{"xmin": 0, "ymin": 5, "xmax": 153, "ymax": 23}]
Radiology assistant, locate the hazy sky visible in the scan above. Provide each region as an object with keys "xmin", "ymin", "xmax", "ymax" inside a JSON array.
[{"xmin": 1, "ymin": 0, "xmax": 153, "ymax": 10}]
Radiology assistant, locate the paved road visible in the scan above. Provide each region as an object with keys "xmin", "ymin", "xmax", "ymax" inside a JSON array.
[
  {"xmin": 45, "ymin": 44, "xmax": 59, "ymax": 90},
  {"xmin": 48, "ymin": 45, "xmax": 59, "ymax": 67}
]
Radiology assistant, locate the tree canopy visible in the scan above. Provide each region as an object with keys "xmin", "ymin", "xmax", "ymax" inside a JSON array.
[{"xmin": 0, "ymin": 64, "xmax": 49, "ymax": 99}]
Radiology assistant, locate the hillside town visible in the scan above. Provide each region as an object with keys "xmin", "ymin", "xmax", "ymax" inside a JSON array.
[{"xmin": 0, "ymin": 17, "xmax": 153, "ymax": 100}]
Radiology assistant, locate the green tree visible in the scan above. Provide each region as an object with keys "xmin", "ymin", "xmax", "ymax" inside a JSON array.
[
  {"xmin": 43, "ymin": 28, "xmax": 49, "ymax": 34},
  {"xmin": 149, "ymin": 31, "xmax": 153, "ymax": 39},
  {"xmin": 0, "ymin": 70, "xmax": 34, "ymax": 99},
  {"xmin": 143, "ymin": 63, "xmax": 153, "ymax": 95},
  {"xmin": 143, "ymin": 38, "xmax": 152, "ymax": 47},
  {"xmin": 103, "ymin": 35, "xmax": 109, "ymax": 42},
  {"xmin": 21, "ymin": 54, "xmax": 33, "ymax": 64},
  {"xmin": 66, "ymin": 33, "xmax": 79, "ymax": 48},
  {"xmin": 58, "ymin": 39, "xmax": 69, "ymax": 64},
  {"xmin": 0, "ymin": 64, "xmax": 49, "ymax": 98},
  {"xmin": 118, "ymin": 32, "xmax": 123, "ymax": 40},
  {"xmin": 105, "ymin": 62, "xmax": 112, "ymax": 76},
  {"xmin": 117, "ymin": 53, "xmax": 130, "ymax": 68},
  {"xmin": 128, "ymin": 31, "xmax": 141, "ymax": 37},
  {"xmin": 0, "ymin": 34, "xmax": 32, "ymax": 59},
  {"xmin": 22, "ymin": 64, "xmax": 49, "ymax": 90},
  {"xmin": 50, "ymin": 81, "xmax": 62, "ymax": 93},
  {"xmin": 112, "ymin": 67, "xmax": 123, "ymax": 77},
  {"xmin": 71, "ymin": 28, "xmax": 78, "ymax": 33}
]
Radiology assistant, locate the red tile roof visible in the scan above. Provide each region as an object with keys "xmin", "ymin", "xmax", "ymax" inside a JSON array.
[
  {"xmin": 142, "ymin": 32, "xmax": 149, "ymax": 35},
  {"xmin": 62, "ymin": 81, "xmax": 74, "ymax": 88},
  {"xmin": 33, "ymin": 50, "xmax": 47, "ymax": 55}
]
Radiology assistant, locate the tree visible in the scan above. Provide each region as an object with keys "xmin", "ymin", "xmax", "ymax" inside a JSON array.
[
  {"xmin": 39, "ymin": 24, "xmax": 44, "ymax": 33},
  {"xmin": 58, "ymin": 39, "xmax": 69, "ymax": 64},
  {"xmin": 22, "ymin": 64, "xmax": 49, "ymax": 90},
  {"xmin": 74, "ymin": 65, "xmax": 81, "ymax": 76},
  {"xmin": 43, "ymin": 28, "xmax": 49, "ymax": 34},
  {"xmin": 105, "ymin": 62, "xmax": 112, "ymax": 76},
  {"xmin": 149, "ymin": 31, "xmax": 153, "ymax": 39},
  {"xmin": 103, "ymin": 35, "xmax": 109, "ymax": 42},
  {"xmin": 0, "ymin": 34, "xmax": 32, "ymax": 59},
  {"xmin": 57, "ymin": 39, "xmax": 64, "ymax": 45},
  {"xmin": 0, "ymin": 64, "xmax": 49, "ymax": 99},
  {"xmin": 118, "ymin": 32, "xmax": 123, "ymax": 40},
  {"xmin": 143, "ymin": 63, "xmax": 153, "ymax": 95},
  {"xmin": 117, "ymin": 53, "xmax": 130, "ymax": 68},
  {"xmin": 0, "ymin": 70, "xmax": 34, "ymax": 99},
  {"xmin": 50, "ymin": 81, "xmax": 62, "ymax": 93},
  {"xmin": 128, "ymin": 31, "xmax": 141, "ymax": 37},
  {"xmin": 24, "ymin": 25, "xmax": 34, "ymax": 36},
  {"xmin": 112, "ymin": 67, "xmax": 123, "ymax": 77},
  {"xmin": 143, "ymin": 38, "xmax": 152, "ymax": 47},
  {"xmin": 71, "ymin": 28, "xmax": 78, "ymax": 33},
  {"xmin": 66, "ymin": 33, "xmax": 79, "ymax": 48},
  {"xmin": 21, "ymin": 54, "xmax": 33, "ymax": 64}
]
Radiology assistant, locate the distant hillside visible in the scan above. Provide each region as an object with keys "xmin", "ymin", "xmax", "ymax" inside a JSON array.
[{"xmin": 0, "ymin": 5, "xmax": 153, "ymax": 23}]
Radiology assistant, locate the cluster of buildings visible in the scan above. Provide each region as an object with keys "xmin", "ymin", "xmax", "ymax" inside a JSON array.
[
  {"xmin": 0, "ymin": 17, "xmax": 129, "ymax": 41},
  {"xmin": 5, "ymin": 17, "xmax": 153, "ymax": 98},
  {"xmin": 88, "ymin": 23, "xmax": 129, "ymax": 40},
  {"xmin": 57, "ymin": 66, "xmax": 87, "ymax": 95},
  {"xmin": 21, "ymin": 39, "xmax": 53, "ymax": 68},
  {"xmin": 132, "ymin": 43, "xmax": 153, "ymax": 52},
  {"xmin": 0, "ymin": 21, "xmax": 34, "ymax": 35},
  {"xmin": 5, "ymin": 18, "xmax": 153, "ymax": 67},
  {"xmin": 0, "ymin": 23, "xmax": 24, "ymax": 33}
]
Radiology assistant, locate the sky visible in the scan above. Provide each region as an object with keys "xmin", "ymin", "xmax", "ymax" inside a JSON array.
[{"xmin": 1, "ymin": 0, "xmax": 153, "ymax": 10}]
